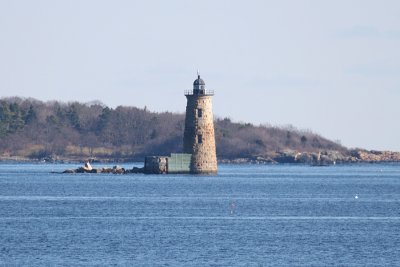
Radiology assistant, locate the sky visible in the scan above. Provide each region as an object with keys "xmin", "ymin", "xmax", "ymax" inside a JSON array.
[{"xmin": 0, "ymin": 0, "xmax": 399, "ymax": 151}]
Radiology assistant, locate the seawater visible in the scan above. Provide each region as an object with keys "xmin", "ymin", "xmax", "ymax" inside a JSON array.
[{"xmin": 0, "ymin": 163, "xmax": 399, "ymax": 266}]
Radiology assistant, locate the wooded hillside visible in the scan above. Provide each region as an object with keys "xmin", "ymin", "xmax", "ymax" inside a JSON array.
[{"xmin": 0, "ymin": 97, "xmax": 347, "ymax": 162}]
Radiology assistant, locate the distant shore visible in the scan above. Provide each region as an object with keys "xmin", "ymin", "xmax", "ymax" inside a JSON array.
[
  {"xmin": 219, "ymin": 149, "xmax": 400, "ymax": 165},
  {"xmin": 1, "ymin": 149, "xmax": 400, "ymax": 166}
]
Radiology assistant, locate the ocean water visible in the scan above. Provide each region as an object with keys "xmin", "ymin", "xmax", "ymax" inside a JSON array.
[{"xmin": 0, "ymin": 163, "xmax": 399, "ymax": 266}]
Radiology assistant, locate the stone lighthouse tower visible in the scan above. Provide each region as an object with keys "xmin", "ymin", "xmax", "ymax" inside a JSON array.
[{"xmin": 183, "ymin": 73, "xmax": 218, "ymax": 174}]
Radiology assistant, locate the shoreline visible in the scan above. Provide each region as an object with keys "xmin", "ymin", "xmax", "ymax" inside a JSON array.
[
  {"xmin": 1, "ymin": 156, "xmax": 400, "ymax": 165},
  {"xmin": 1, "ymin": 149, "xmax": 400, "ymax": 166}
]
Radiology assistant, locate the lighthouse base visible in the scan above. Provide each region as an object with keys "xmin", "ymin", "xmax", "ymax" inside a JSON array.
[{"xmin": 144, "ymin": 153, "xmax": 217, "ymax": 175}]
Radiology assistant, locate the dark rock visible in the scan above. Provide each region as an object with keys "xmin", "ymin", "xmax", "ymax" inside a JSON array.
[
  {"xmin": 129, "ymin": 167, "xmax": 145, "ymax": 173},
  {"xmin": 90, "ymin": 168, "xmax": 103, "ymax": 173},
  {"xmin": 102, "ymin": 168, "xmax": 113, "ymax": 173},
  {"xmin": 63, "ymin": 169, "xmax": 76, "ymax": 174},
  {"xmin": 114, "ymin": 168, "xmax": 125, "ymax": 174},
  {"xmin": 76, "ymin": 167, "xmax": 85, "ymax": 173},
  {"xmin": 274, "ymin": 153, "xmax": 297, "ymax": 163}
]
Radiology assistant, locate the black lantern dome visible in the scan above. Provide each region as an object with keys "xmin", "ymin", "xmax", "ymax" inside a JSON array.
[{"xmin": 193, "ymin": 75, "xmax": 205, "ymax": 86}]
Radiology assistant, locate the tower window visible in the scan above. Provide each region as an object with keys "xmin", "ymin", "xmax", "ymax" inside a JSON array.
[
  {"xmin": 198, "ymin": 134, "xmax": 203, "ymax": 144},
  {"xmin": 198, "ymin": 109, "xmax": 203, "ymax": 118}
]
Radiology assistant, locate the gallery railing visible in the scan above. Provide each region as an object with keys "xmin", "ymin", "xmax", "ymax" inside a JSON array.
[{"xmin": 184, "ymin": 89, "xmax": 214, "ymax": 96}]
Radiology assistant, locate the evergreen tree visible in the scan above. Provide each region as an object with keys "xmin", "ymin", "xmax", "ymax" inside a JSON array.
[{"xmin": 24, "ymin": 105, "xmax": 37, "ymax": 124}]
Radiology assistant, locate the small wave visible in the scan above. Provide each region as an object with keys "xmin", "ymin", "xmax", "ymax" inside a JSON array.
[{"xmin": 1, "ymin": 216, "xmax": 399, "ymax": 221}]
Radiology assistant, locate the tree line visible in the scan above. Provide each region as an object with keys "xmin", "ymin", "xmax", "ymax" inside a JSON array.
[{"xmin": 0, "ymin": 97, "xmax": 347, "ymax": 161}]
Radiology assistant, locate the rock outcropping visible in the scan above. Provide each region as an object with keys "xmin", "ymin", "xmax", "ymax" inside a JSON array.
[
  {"xmin": 219, "ymin": 149, "xmax": 400, "ymax": 165},
  {"xmin": 61, "ymin": 149, "xmax": 400, "ymax": 175},
  {"xmin": 63, "ymin": 163, "xmax": 144, "ymax": 174},
  {"xmin": 350, "ymin": 150, "xmax": 400, "ymax": 163}
]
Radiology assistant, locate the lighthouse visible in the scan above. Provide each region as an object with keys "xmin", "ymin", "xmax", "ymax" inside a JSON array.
[{"xmin": 183, "ymin": 73, "xmax": 218, "ymax": 174}]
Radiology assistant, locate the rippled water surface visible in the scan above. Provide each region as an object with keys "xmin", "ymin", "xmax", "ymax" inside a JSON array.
[{"xmin": 0, "ymin": 163, "xmax": 399, "ymax": 266}]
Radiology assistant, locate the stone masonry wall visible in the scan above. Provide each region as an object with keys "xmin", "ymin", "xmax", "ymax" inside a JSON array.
[
  {"xmin": 183, "ymin": 95, "xmax": 218, "ymax": 174},
  {"xmin": 144, "ymin": 156, "xmax": 168, "ymax": 174}
]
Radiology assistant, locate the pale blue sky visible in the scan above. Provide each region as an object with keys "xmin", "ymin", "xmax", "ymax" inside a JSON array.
[{"xmin": 1, "ymin": 0, "xmax": 399, "ymax": 151}]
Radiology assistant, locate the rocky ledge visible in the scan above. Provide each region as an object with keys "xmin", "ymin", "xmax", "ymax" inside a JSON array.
[
  {"xmin": 219, "ymin": 149, "xmax": 400, "ymax": 165},
  {"xmin": 63, "ymin": 162, "xmax": 144, "ymax": 174},
  {"xmin": 61, "ymin": 149, "xmax": 400, "ymax": 174},
  {"xmin": 350, "ymin": 150, "xmax": 400, "ymax": 162}
]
